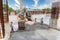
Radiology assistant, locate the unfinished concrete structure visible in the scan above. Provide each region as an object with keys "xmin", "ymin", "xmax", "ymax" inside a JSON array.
[{"xmin": 51, "ymin": 2, "xmax": 60, "ymax": 28}]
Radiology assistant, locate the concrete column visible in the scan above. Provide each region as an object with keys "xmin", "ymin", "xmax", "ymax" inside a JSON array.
[
  {"xmin": 0, "ymin": 0, "xmax": 5, "ymax": 38},
  {"xmin": 50, "ymin": 2, "xmax": 60, "ymax": 29},
  {"xmin": 20, "ymin": 0, "xmax": 23, "ymax": 12}
]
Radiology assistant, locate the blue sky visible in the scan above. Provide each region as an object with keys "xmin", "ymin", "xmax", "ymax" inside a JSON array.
[{"xmin": 7, "ymin": 0, "xmax": 60, "ymax": 10}]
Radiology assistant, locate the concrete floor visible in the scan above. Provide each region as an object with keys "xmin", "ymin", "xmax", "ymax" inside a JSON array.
[
  {"xmin": 9, "ymin": 29, "xmax": 59, "ymax": 40},
  {"xmin": 9, "ymin": 23, "xmax": 60, "ymax": 40}
]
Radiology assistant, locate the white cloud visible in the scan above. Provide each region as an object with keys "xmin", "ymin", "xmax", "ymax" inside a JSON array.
[
  {"xmin": 32, "ymin": 4, "xmax": 51, "ymax": 9},
  {"xmin": 44, "ymin": 0, "xmax": 60, "ymax": 8},
  {"xmin": 32, "ymin": 0, "xmax": 52, "ymax": 9},
  {"xmin": 15, "ymin": 4, "xmax": 20, "ymax": 8},
  {"xmin": 14, "ymin": 0, "xmax": 20, "ymax": 5},
  {"xmin": 9, "ymin": 4, "xmax": 19, "ymax": 10},
  {"xmin": 23, "ymin": 5, "xmax": 29, "ymax": 9},
  {"xmin": 33, "ymin": 0, "xmax": 39, "ymax": 7},
  {"xmin": 9, "ymin": 5, "xmax": 12, "ymax": 8},
  {"xmin": 25, "ymin": 5, "xmax": 29, "ymax": 8},
  {"xmin": 37, "ymin": 0, "xmax": 60, "ymax": 9},
  {"xmin": 38, "ymin": 4, "xmax": 51, "ymax": 9},
  {"xmin": 51, "ymin": 0, "xmax": 60, "ymax": 2},
  {"xmin": 9, "ymin": 0, "xmax": 20, "ymax": 10},
  {"xmin": 9, "ymin": 0, "xmax": 60, "ymax": 10},
  {"xmin": 45, "ymin": 0, "xmax": 60, "ymax": 4}
]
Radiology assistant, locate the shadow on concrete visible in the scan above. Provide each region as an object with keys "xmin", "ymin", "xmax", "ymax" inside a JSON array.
[{"xmin": 25, "ymin": 22, "xmax": 50, "ymax": 31}]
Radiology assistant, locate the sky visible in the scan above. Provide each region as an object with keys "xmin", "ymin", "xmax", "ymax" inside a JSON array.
[{"xmin": 4, "ymin": 0, "xmax": 60, "ymax": 10}]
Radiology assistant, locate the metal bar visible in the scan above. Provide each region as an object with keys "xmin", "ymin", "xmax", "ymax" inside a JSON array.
[
  {"xmin": 0, "ymin": 0, "xmax": 5, "ymax": 38},
  {"xmin": 6, "ymin": 0, "xmax": 9, "ymax": 22}
]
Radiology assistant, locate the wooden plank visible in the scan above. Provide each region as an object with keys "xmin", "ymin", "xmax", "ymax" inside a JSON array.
[{"xmin": 0, "ymin": 0, "xmax": 5, "ymax": 38}]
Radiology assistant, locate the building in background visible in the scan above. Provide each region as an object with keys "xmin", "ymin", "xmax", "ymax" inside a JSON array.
[{"xmin": 26, "ymin": 9, "xmax": 43, "ymax": 15}]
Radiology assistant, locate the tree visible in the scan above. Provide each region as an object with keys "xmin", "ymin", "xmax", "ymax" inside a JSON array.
[
  {"xmin": 3, "ymin": 4, "xmax": 15, "ymax": 12},
  {"xmin": 46, "ymin": 8, "xmax": 51, "ymax": 12},
  {"xmin": 8, "ymin": 6, "xmax": 15, "ymax": 12}
]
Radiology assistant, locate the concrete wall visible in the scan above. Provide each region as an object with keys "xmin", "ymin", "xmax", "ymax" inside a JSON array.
[{"xmin": 32, "ymin": 14, "xmax": 51, "ymax": 25}]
